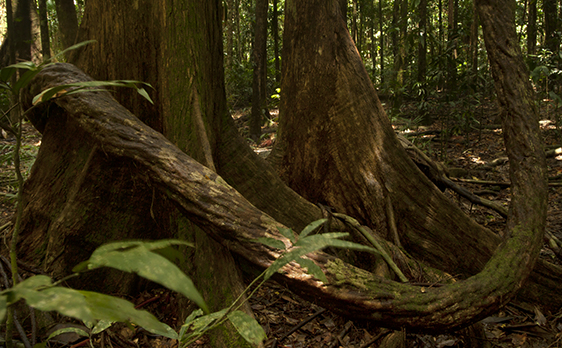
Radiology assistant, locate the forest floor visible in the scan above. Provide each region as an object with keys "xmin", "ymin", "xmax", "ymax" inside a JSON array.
[{"xmin": 0, "ymin": 97, "xmax": 560, "ymax": 347}]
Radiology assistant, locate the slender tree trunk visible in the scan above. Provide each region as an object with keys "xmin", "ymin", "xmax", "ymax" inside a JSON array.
[
  {"xmin": 527, "ymin": 0, "xmax": 537, "ymax": 55},
  {"xmin": 225, "ymin": 0, "xmax": 234, "ymax": 70},
  {"xmin": 447, "ymin": 0, "xmax": 458, "ymax": 93},
  {"xmin": 417, "ymin": 0, "xmax": 427, "ymax": 83},
  {"xmin": 351, "ymin": 0, "xmax": 358, "ymax": 45},
  {"xmin": 13, "ymin": 0, "xmax": 32, "ymax": 63},
  {"xmin": 470, "ymin": 2, "xmax": 479, "ymax": 79},
  {"xmin": 5, "ymin": 0, "xmax": 15, "ymax": 67},
  {"xmin": 250, "ymin": 0, "xmax": 269, "ymax": 141},
  {"xmin": 235, "ymin": 0, "xmax": 242, "ymax": 61},
  {"xmin": 543, "ymin": 0, "xmax": 558, "ymax": 53},
  {"xmin": 379, "ymin": 0, "xmax": 384, "ymax": 83},
  {"xmin": 37, "ymin": 0, "xmax": 51, "ymax": 60},
  {"xmin": 370, "ymin": 0, "xmax": 377, "ymax": 77},
  {"xmin": 418, "ymin": 0, "xmax": 430, "ymax": 125},
  {"xmin": 54, "ymin": 0, "xmax": 78, "ymax": 50},
  {"xmin": 272, "ymin": 0, "xmax": 280, "ymax": 84}
]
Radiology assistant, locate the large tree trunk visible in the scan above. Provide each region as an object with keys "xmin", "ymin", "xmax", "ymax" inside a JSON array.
[{"xmin": 275, "ymin": 0, "xmax": 499, "ymax": 277}]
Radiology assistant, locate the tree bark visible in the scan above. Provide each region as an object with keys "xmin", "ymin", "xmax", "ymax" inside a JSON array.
[
  {"xmin": 542, "ymin": 0, "xmax": 558, "ymax": 53},
  {"xmin": 250, "ymin": 0, "xmax": 269, "ymax": 141},
  {"xmin": 54, "ymin": 0, "xmax": 78, "ymax": 50},
  {"xmin": 13, "ymin": 0, "xmax": 32, "ymax": 63},
  {"xmin": 527, "ymin": 0, "xmax": 537, "ymax": 55},
  {"xmin": 37, "ymin": 0, "xmax": 51, "ymax": 60},
  {"xmin": 272, "ymin": 0, "xmax": 280, "ymax": 84}
]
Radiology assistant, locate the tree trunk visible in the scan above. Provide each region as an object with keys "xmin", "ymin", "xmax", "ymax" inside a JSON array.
[
  {"xmin": 447, "ymin": 0, "xmax": 458, "ymax": 93},
  {"xmin": 351, "ymin": 0, "xmax": 358, "ymax": 45},
  {"xmin": 225, "ymin": 0, "xmax": 234, "ymax": 70},
  {"xmin": 272, "ymin": 0, "xmax": 280, "ymax": 84},
  {"xmin": 379, "ymin": 0, "xmax": 384, "ymax": 83},
  {"xmin": 470, "ymin": 3, "xmax": 478, "ymax": 79},
  {"xmin": 54, "ymin": 0, "xmax": 78, "ymax": 50},
  {"xmin": 250, "ymin": 0, "xmax": 269, "ymax": 141},
  {"xmin": 370, "ymin": 0, "xmax": 376, "ymax": 77},
  {"xmin": 13, "ymin": 0, "xmax": 32, "ymax": 63},
  {"xmin": 37, "ymin": 0, "xmax": 51, "ymax": 60},
  {"xmin": 543, "ymin": 0, "xmax": 558, "ymax": 53},
  {"xmin": 417, "ymin": 0, "xmax": 427, "ymax": 84},
  {"xmin": 527, "ymin": 0, "xmax": 537, "ymax": 56}
]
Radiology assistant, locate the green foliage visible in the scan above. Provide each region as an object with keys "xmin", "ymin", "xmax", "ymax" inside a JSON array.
[
  {"xmin": 0, "ymin": 273, "xmax": 178, "ymax": 339},
  {"xmin": 74, "ymin": 240, "xmax": 209, "ymax": 314},
  {"xmin": 257, "ymin": 219, "xmax": 379, "ymax": 283}
]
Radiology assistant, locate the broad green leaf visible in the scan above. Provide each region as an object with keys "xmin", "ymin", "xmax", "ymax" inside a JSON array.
[
  {"xmin": 297, "ymin": 233, "xmax": 379, "ymax": 254},
  {"xmin": 296, "ymin": 258, "xmax": 328, "ymax": 283},
  {"xmin": 227, "ymin": 310, "xmax": 266, "ymax": 345},
  {"xmin": 277, "ymin": 226, "xmax": 296, "ymax": 244},
  {"xmin": 264, "ymin": 232, "xmax": 379, "ymax": 280},
  {"xmin": 91, "ymin": 319, "xmax": 113, "ymax": 334},
  {"xmin": 49, "ymin": 40, "xmax": 97, "ymax": 63},
  {"xmin": 180, "ymin": 308, "xmax": 228, "ymax": 343},
  {"xmin": 0, "ymin": 67, "xmax": 15, "ymax": 83},
  {"xmin": 11, "ymin": 275, "xmax": 52, "ymax": 291},
  {"xmin": 83, "ymin": 239, "xmax": 193, "ymax": 255},
  {"xmin": 74, "ymin": 240, "xmax": 207, "ymax": 313},
  {"xmin": 0, "ymin": 295, "xmax": 7, "ymax": 322},
  {"xmin": 264, "ymin": 247, "xmax": 317, "ymax": 280},
  {"xmin": 6, "ymin": 61, "xmax": 36, "ymax": 70},
  {"xmin": 33, "ymin": 80, "xmax": 154, "ymax": 105},
  {"xmin": 179, "ymin": 309, "xmax": 204, "ymax": 340},
  {"xmin": 45, "ymin": 327, "xmax": 89, "ymax": 342},
  {"xmin": 136, "ymin": 87, "xmax": 154, "ymax": 104},
  {"xmin": 13, "ymin": 68, "xmax": 42, "ymax": 95},
  {"xmin": 80, "ymin": 291, "xmax": 177, "ymax": 339},
  {"xmin": 299, "ymin": 219, "xmax": 327, "ymax": 239},
  {"xmin": 253, "ymin": 237, "xmax": 286, "ymax": 250},
  {"xmin": 7, "ymin": 275, "xmax": 53, "ymax": 303},
  {"xmin": 18, "ymin": 287, "xmax": 94, "ymax": 323}
]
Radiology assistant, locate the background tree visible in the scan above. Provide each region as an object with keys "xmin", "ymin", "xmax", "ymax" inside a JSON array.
[
  {"xmin": 250, "ymin": 0, "xmax": 269, "ymax": 141},
  {"xmin": 53, "ymin": 0, "xmax": 78, "ymax": 51}
]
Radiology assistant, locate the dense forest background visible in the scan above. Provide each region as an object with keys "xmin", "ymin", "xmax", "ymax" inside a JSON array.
[
  {"xmin": 1, "ymin": 0, "xmax": 561, "ymax": 133},
  {"xmin": 223, "ymin": 0, "xmax": 561, "ymax": 139}
]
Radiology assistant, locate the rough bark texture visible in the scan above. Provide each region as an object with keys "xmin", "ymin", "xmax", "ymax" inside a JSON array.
[
  {"xmin": 38, "ymin": 0, "xmax": 51, "ymax": 59},
  {"xmin": 250, "ymin": 0, "xmax": 269, "ymax": 141},
  {"xmin": 277, "ymin": 0, "xmax": 497, "ymax": 278},
  {"xmin": 54, "ymin": 0, "xmax": 79, "ymax": 50},
  {"xmin": 476, "ymin": 0, "xmax": 548, "ymax": 308},
  {"xmin": 22, "ymin": 60, "xmax": 546, "ymax": 332}
]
